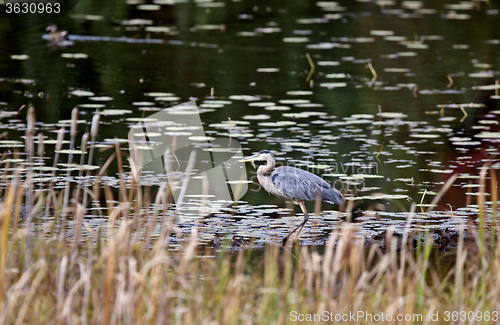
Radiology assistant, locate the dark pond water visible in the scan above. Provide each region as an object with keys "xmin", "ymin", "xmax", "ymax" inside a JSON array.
[{"xmin": 0, "ymin": 0, "xmax": 499, "ymax": 248}]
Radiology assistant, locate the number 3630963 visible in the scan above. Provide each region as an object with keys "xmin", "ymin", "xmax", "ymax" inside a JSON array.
[
  {"xmin": 6, "ymin": 2, "xmax": 61, "ymax": 14},
  {"xmin": 444, "ymin": 311, "xmax": 498, "ymax": 322}
]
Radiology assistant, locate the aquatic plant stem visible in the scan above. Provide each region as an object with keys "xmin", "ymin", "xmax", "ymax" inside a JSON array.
[
  {"xmin": 74, "ymin": 133, "xmax": 89, "ymax": 203},
  {"xmin": 82, "ymin": 110, "xmax": 100, "ymax": 215},
  {"xmin": 44, "ymin": 127, "xmax": 65, "ymax": 221},
  {"xmin": 368, "ymin": 62, "xmax": 377, "ymax": 88},
  {"xmin": 61, "ymin": 108, "xmax": 78, "ymax": 240},
  {"xmin": 305, "ymin": 53, "xmax": 315, "ymax": 83},
  {"xmin": 24, "ymin": 104, "xmax": 36, "ymax": 266}
]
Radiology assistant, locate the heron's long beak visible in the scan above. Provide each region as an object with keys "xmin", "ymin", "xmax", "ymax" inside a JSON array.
[
  {"xmin": 239, "ymin": 154, "xmax": 259, "ymax": 169},
  {"xmin": 239, "ymin": 154, "xmax": 259, "ymax": 163}
]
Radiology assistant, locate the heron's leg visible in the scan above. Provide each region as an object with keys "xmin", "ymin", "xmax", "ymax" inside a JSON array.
[{"xmin": 284, "ymin": 201, "xmax": 309, "ymax": 241}]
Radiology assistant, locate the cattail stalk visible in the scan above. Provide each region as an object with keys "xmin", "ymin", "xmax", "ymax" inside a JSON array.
[
  {"xmin": 44, "ymin": 127, "xmax": 65, "ymax": 221},
  {"xmin": 61, "ymin": 108, "xmax": 79, "ymax": 239},
  {"xmin": 24, "ymin": 104, "xmax": 36, "ymax": 266},
  {"xmin": 82, "ymin": 110, "xmax": 100, "ymax": 214},
  {"xmin": 37, "ymin": 132, "xmax": 44, "ymax": 193},
  {"xmin": 74, "ymin": 133, "xmax": 89, "ymax": 204},
  {"xmin": 175, "ymin": 150, "xmax": 197, "ymax": 218}
]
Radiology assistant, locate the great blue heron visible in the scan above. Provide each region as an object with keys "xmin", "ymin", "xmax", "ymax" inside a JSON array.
[{"xmin": 240, "ymin": 150, "xmax": 344, "ymax": 241}]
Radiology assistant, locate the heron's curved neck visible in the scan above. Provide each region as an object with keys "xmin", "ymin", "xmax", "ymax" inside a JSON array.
[
  {"xmin": 256, "ymin": 156, "xmax": 276, "ymax": 193},
  {"xmin": 257, "ymin": 156, "xmax": 275, "ymax": 176}
]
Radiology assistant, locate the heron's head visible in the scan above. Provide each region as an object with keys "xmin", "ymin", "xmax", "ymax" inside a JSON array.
[{"xmin": 239, "ymin": 150, "xmax": 274, "ymax": 168}]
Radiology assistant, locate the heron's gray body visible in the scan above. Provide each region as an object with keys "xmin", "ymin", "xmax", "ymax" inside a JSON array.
[{"xmin": 261, "ymin": 166, "xmax": 343, "ymax": 205}]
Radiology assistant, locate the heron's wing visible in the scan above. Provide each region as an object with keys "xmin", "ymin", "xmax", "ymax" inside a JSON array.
[
  {"xmin": 262, "ymin": 176, "xmax": 291, "ymax": 200},
  {"xmin": 271, "ymin": 166, "xmax": 343, "ymax": 204}
]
